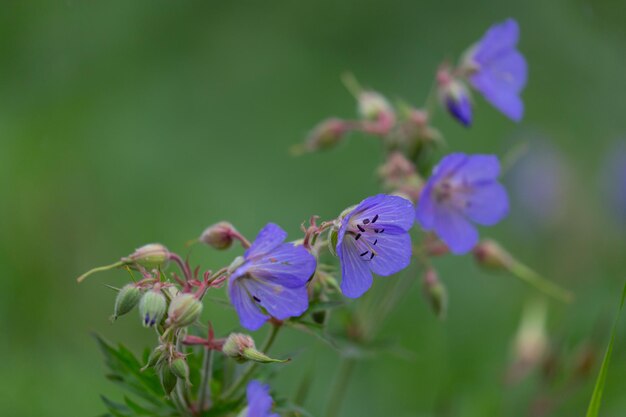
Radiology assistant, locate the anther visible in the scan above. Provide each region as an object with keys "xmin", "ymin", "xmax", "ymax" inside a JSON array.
[
  {"xmin": 357, "ymin": 224, "xmax": 365, "ymax": 233},
  {"xmin": 359, "ymin": 250, "xmax": 369, "ymax": 257},
  {"xmin": 371, "ymin": 214, "xmax": 379, "ymax": 223},
  {"xmin": 363, "ymin": 218, "xmax": 370, "ymax": 225},
  {"xmin": 253, "ymin": 295, "xmax": 261, "ymax": 302},
  {"xmin": 355, "ymin": 233, "xmax": 362, "ymax": 241}
]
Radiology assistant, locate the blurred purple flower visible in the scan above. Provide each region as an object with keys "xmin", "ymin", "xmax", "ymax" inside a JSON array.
[
  {"xmin": 444, "ymin": 82, "xmax": 473, "ymax": 127},
  {"xmin": 245, "ymin": 380, "xmax": 279, "ymax": 417},
  {"xmin": 228, "ymin": 223, "xmax": 316, "ymax": 331},
  {"xmin": 466, "ymin": 18, "xmax": 527, "ymax": 121},
  {"xmin": 416, "ymin": 153, "xmax": 509, "ymax": 254},
  {"xmin": 336, "ymin": 194, "xmax": 414, "ymax": 298},
  {"xmin": 508, "ymin": 140, "xmax": 569, "ymax": 228},
  {"xmin": 601, "ymin": 141, "xmax": 626, "ymax": 225}
]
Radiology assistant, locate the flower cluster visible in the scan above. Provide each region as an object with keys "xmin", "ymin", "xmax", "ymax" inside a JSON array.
[{"xmin": 76, "ymin": 17, "xmax": 570, "ymax": 417}]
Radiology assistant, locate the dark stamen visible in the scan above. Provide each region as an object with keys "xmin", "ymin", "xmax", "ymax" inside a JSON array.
[
  {"xmin": 375, "ymin": 228, "xmax": 384, "ymax": 234},
  {"xmin": 373, "ymin": 239, "xmax": 377, "ymax": 245},
  {"xmin": 357, "ymin": 224, "xmax": 365, "ymax": 232},
  {"xmin": 369, "ymin": 252, "xmax": 375, "ymax": 260},
  {"xmin": 359, "ymin": 250, "xmax": 369, "ymax": 257},
  {"xmin": 355, "ymin": 233, "xmax": 361, "ymax": 241},
  {"xmin": 253, "ymin": 295, "xmax": 261, "ymax": 302},
  {"xmin": 371, "ymin": 214, "xmax": 379, "ymax": 223},
  {"xmin": 363, "ymin": 218, "xmax": 370, "ymax": 225}
]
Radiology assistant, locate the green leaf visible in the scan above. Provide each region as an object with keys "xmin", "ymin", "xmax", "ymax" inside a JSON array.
[
  {"xmin": 94, "ymin": 334, "xmax": 177, "ymax": 416},
  {"xmin": 585, "ymin": 281, "xmax": 626, "ymax": 417}
]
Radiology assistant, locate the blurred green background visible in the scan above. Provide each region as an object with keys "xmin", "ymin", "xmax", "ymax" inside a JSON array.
[{"xmin": 2, "ymin": 1, "xmax": 626, "ymax": 416}]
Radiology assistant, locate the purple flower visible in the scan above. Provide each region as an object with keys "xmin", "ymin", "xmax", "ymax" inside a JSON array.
[
  {"xmin": 228, "ymin": 223, "xmax": 316, "ymax": 331},
  {"xmin": 466, "ymin": 18, "xmax": 527, "ymax": 122},
  {"xmin": 336, "ymin": 194, "xmax": 414, "ymax": 298},
  {"xmin": 601, "ymin": 141, "xmax": 626, "ymax": 225},
  {"xmin": 416, "ymin": 154, "xmax": 509, "ymax": 254},
  {"xmin": 244, "ymin": 380, "xmax": 279, "ymax": 417},
  {"xmin": 444, "ymin": 86, "xmax": 473, "ymax": 127}
]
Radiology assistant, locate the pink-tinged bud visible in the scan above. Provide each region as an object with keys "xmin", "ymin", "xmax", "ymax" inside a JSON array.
[
  {"xmin": 358, "ymin": 91, "xmax": 393, "ymax": 121},
  {"xmin": 126, "ymin": 243, "xmax": 170, "ymax": 270},
  {"xmin": 200, "ymin": 222, "xmax": 237, "ymax": 250},
  {"xmin": 303, "ymin": 118, "xmax": 349, "ymax": 152},
  {"xmin": 76, "ymin": 243, "xmax": 170, "ymax": 283},
  {"xmin": 166, "ymin": 293, "xmax": 203, "ymax": 328},
  {"xmin": 421, "ymin": 268, "xmax": 448, "ymax": 320},
  {"xmin": 222, "ymin": 333, "xmax": 288, "ymax": 364},
  {"xmin": 473, "ymin": 240, "xmax": 514, "ymax": 271}
]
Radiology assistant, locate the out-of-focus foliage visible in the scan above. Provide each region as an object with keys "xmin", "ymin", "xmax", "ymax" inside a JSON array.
[{"xmin": 1, "ymin": 1, "xmax": 626, "ymax": 416}]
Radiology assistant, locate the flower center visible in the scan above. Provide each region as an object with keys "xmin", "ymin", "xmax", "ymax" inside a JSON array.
[
  {"xmin": 434, "ymin": 178, "xmax": 474, "ymax": 209},
  {"xmin": 348, "ymin": 213, "xmax": 384, "ymax": 260}
]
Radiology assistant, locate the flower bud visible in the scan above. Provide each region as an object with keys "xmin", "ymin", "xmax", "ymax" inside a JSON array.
[
  {"xmin": 222, "ymin": 333, "xmax": 288, "ymax": 364},
  {"xmin": 303, "ymin": 118, "xmax": 349, "ymax": 152},
  {"xmin": 170, "ymin": 357, "xmax": 190, "ymax": 383},
  {"xmin": 112, "ymin": 284, "xmax": 142, "ymax": 320},
  {"xmin": 166, "ymin": 293, "xmax": 203, "ymax": 328},
  {"xmin": 141, "ymin": 346, "xmax": 166, "ymax": 371},
  {"xmin": 473, "ymin": 240, "xmax": 514, "ymax": 271},
  {"xmin": 200, "ymin": 222, "xmax": 237, "ymax": 250},
  {"xmin": 358, "ymin": 91, "xmax": 393, "ymax": 121},
  {"xmin": 160, "ymin": 366, "xmax": 178, "ymax": 396},
  {"xmin": 438, "ymin": 73, "xmax": 472, "ymax": 127},
  {"xmin": 139, "ymin": 290, "xmax": 167, "ymax": 327},
  {"xmin": 126, "ymin": 243, "xmax": 170, "ymax": 270},
  {"xmin": 422, "ymin": 268, "xmax": 448, "ymax": 320}
]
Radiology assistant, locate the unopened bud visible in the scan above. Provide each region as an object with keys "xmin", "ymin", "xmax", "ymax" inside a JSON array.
[
  {"xmin": 170, "ymin": 357, "xmax": 190, "ymax": 383},
  {"xmin": 422, "ymin": 268, "xmax": 448, "ymax": 320},
  {"xmin": 112, "ymin": 284, "xmax": 142, "ymax": 320},
  {"xmin": 200, "ymin": 222, "xmax": 237, "ymax": 250},
  {"xmin": 473, "ymin": 240, "xmax": 514, "ymax": 271},
  {"xmin": 304, "ymin": 118, "xmax": 349, "ymax": 152},
  {"xmin": 160, "ymin": 366, "xmax": 178, "ymax": 396},
  {"xmin": 126, "ymin": 243, "xmax": 170, "ymax": 270},
  {"xmin": 438, "ymin": 72, "xmax": 472, "ymax": 127},
  {"xmin": 167, "ymin": 293, "xmax": 203, "ymax": 328},
  {"xmin": 358, "ymin": 91, "xmax": 393, "ymax": 121},
  {"xmin": 141, "ymin": 346, "xmax": 165, "ymax": 371},
  {"xmin": 139, "ymin": 290, "xmax": 167, "ymax": 327},
  {"xmin": 222, "ymin": 333, "xmax": 288, "ymax": 364}
]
